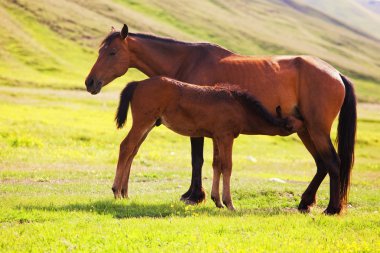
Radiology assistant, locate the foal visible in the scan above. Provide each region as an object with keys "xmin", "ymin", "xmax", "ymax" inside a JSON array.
[{"xmin": 113, "ymin": 76, "xmax": 303, "ymax": 210}]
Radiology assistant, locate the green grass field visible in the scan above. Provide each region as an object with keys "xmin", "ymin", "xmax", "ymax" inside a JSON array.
[
  {"xmin": 1, "ymin": 86, "xmax": 380, "ymax": 252},
  {"xmin": 1, "ymin": 0, "xmax": 380, "ymax": 252}
]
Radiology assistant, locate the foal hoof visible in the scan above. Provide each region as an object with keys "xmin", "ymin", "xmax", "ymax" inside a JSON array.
[
  {"xmin": 121, "ymin": 189, "xmax": 129, "ymax": 199},
  {"xmin": 211, "ymin": 196, "xmax": 224, "ymax": 208},
  {"xmin": 226, "ymin": 205, "xmax": 236, "ymax": 211},
  {"xmin": 112, "ymin": 186, "xmax": 121, "ymax": 199},
  {"xmin": 223, "ymin": 200, "xmax": 235, "ymax": 211}
]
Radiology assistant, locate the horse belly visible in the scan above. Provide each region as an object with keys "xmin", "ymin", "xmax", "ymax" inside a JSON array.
[{"xmin": 161, "ymin": 115, "xmax": 212, "ymax": 138}]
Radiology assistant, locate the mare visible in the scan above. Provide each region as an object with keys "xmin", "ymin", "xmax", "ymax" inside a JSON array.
[
  {"xmin": 113, "ymin": 76, "xmax": 303, "ymax": 210},
  {"xmin": 85, "ymin": 24, "xmax": 356, "ymax": 214}
]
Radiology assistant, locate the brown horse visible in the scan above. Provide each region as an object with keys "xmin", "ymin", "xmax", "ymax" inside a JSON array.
[
  {"xmin": 85, "ymin": 24, "xmax": 356, "ymax": 214},
  {"xmin": 113, "ymin": 76, "xmax": 303, "ymax": 210}
]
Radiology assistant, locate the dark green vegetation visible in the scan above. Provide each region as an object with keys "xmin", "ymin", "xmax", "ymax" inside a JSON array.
[{"xmin": 1, "ymin": 0, "xmax": 379, "ymax": 251}]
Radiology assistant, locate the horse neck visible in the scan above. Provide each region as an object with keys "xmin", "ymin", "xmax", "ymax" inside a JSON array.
[{"xmin": 127, "ymin": 34, "xmax": 190, "ymax": 77}]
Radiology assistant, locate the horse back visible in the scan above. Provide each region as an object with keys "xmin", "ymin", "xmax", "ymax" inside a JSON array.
[{"xmin": 179, "ymin": 53, "xmax": 345, "ymax": 125}]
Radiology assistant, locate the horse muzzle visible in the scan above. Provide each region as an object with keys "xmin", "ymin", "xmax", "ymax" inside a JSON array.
[{"xmin": 85, "ymin": 77, "xmax": 103, "ymax": 95}]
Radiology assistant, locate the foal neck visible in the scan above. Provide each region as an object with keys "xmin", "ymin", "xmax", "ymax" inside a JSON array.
[{"xmin": 127, "ymin": 33, "xmax": 191, "ymax": 77}]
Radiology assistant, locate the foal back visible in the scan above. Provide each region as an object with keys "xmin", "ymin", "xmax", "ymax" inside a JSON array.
[{"xmin": 129, "ymin": 77, "xmax": 297, "ymax": 138}]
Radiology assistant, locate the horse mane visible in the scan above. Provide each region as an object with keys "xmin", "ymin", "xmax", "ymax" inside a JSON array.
[
  {"xmin": 100, "ymin": 31, "xmax": 231, "ymax": 52},
  {"xmin": 130, "ymin": 33, "xmax": 194, "ymax": 45},
  {"xmin": 100, "ymin": 32, "xmax": 121, "ymax": 48}
]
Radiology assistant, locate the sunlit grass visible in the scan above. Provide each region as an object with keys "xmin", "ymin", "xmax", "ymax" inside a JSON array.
[{"xmin": 0, "ymin": 86, "xmax": 379, "ymax": 251}]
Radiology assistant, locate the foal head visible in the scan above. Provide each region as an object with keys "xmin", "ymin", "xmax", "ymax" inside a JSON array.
[{"xmin": 85, "ymin": 24, "xmax": 131, "ymax": 94}]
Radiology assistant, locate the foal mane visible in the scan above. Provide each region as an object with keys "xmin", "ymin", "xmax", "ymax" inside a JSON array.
[{"xmin": 212, "ymin": 85, "xmax": 285, "ymax": 127}]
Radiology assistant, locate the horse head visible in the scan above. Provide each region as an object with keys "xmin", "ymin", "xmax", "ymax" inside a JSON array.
[{"xmin": 85, "ymin": 24, "xmax": 131, "ymax": 94}]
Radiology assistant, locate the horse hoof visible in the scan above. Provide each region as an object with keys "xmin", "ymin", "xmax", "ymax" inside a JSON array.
[
  {"xmin": 121, "ymin": 189, "xmax": 129, "ymax": 199},
  {"xmin": 298, "ymin": 197, "xmax": 316, "ymax": 213},
  {"xmin": 211, "ymin": 196, "xmax": 224, "ymax": 208},
  {"xmin": 223, "ymin": 200, "xmax": 235, "ymax": 211},
  {"xmin": 298, "ymin": 203, "xmax": 311, "ymax": 213},
  {"xmin": 323, "ymin": 206, "xmax": 341, "ymax": 215},
  {"xmin": 112, "ymin": 186, "xmax": 122, "ymax": 199},
  {"xmin": 227, "ymin": 205, "xmax": 236, "ymax": 211},
  {"xmin": 181, "ymin": 187, "xmax": 206, "ymax": 204},
  {"xmin": 180, "ymin": 189, "xmax": 192, "ymax": 201},
  {"xmin": 184, "ymin": 199, "xmax": 197, "ymax": 205}
]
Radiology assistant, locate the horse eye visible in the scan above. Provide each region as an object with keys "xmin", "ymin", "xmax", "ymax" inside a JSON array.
[{"xmin": 110, "ymin": 48, "xmax": 117, "ymax": 56}]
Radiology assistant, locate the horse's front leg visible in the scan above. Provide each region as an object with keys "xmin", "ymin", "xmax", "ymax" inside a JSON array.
[
  {"xmin": 211, "ymin": 140, "xmax": 223, "ymax": 208},
  {"xmin": 216, "ymin": 135, "xmax": 235, "ymax": 211},
  {"xmin": 112, "ymin": 125, "xmax": 151, "ymax": 199},
  {"xmin": 180, "ymin": 137, "xmax": 206, "ymax": 204}
]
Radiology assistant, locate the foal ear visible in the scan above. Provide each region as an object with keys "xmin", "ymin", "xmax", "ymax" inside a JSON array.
[{"xmin": 121, "ymin": 24, "xmax": 129, "ymax": 40}]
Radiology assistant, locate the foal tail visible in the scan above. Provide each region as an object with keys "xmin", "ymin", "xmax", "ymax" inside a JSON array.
[
  {"xmin": 337, "ymin": 74, "xmax": 357, "ymax": 207},
  {"xmin": 115, "ymin": 81, "xmax": 139, "ymax": 129}
]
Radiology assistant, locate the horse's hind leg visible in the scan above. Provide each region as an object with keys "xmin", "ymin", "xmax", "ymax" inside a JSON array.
[
  {"xmin": 112, "ymin": 123, "xmax": 153, "ymax": 198},
  {"xmin": 307, "ymin": 129, "xmax": 341, "ymax": 214},
  {"xmin": 297, "ymin": 129, "xmax": 327, "ymax": 213},
  {"xmin": 215, "ymin": 135, "xmax": 235, "ymax": 211},
  {"xmin": 211, "ymin": 140, "xmax": 223, "ymax": 208},
  {"xmin": 120, "ymin": 130, "xmax": 150, "ymax": 198}
]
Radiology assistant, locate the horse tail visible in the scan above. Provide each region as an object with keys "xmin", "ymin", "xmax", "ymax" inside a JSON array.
[
  {"xmin": 337, "ymin": 74, "xmax": 357, "ymax": 207},
  {"xmin": 231, "ymin": 90, "xmax": 285, "ymax": 126},
  {"xmin": 115, "ymin": 81, "xmax": 139, "ymax": 129}
]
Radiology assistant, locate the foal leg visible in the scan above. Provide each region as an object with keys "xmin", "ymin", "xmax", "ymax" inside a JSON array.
[
  {"xmin": 297, "ymin": 129, "xmax": 327, "ymax": 213},
  {"xmin": 216, "ymin": 135, "xmax": 235, "ymax": 211},
  {"xmin": 211, "ymin": 140, "xmax": 223, "ymax": 208},
  {"xmin": 112, "ymin": 124, "xmax": 152, "ymax": 198},
  {"xmin": 308, "ymin": 129, "xmax": 341, "ymax": 214},
  {"xmin": 120, "ymin": 130, "xmax": 150, "ymax": 198},
  {"xmin": 180, "ymin": 137, "xmax": 206, "ymax": 204}
]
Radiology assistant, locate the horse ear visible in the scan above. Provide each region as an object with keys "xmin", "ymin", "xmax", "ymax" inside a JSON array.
[
  {"xmin": 111, "ymin": 26, "xmax": 116, "ymax": 32},
  {"xmin": 121, "ymin": 24, "xmax": 129, "ymax": 40}
]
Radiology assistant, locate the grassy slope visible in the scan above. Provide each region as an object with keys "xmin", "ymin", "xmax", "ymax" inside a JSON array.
[
  {"xmin": 0, "ymin": 0, "xmax": 379, "ymax": 100},
  {"xmin": 297, "ymin": 0, "xmax": 380, "ymax": 40},
  {"xmin": 1, "ymin": 0, "xmax": 380, "ymax": 251}
]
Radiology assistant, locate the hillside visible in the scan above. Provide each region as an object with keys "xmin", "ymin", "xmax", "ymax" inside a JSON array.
[
  {"xmin": 0, "ymin": 0, "xmax": 379, "ymax": 101},
  {"xmin": 297, "ymin": 0, "xmax": 380, "ymax": 40}
]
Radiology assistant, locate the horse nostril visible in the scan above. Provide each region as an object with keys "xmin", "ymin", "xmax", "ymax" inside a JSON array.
[{"xmin": 86, "ymin": 77, "xmax": 94, "ymax": 87}]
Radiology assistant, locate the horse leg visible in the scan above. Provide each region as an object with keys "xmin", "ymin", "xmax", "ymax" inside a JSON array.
[
  {"xmin": 216, "ymin": 135, "xmax": 235, "ymax": 211},
  {"xmin": 180, "ymin": 137, "xmax": 206, "ymax": 204},
  {"xmin": 120, "ymin": 130, "xmax": 150, "ymax": 198},
  {"xmin": 297, "ymin": 129, "xmax": 327, "ymax": 213},
  {"xmin": 112, "ymin": 124, "xmax": 152, "ymax": 198},
  {"xmin": 307, "ymin": 129, "xmax": 341, "ymax": 214},
  {"xmin": 211, "ymin": 140, "xmax": 223, "ymax": 208}
]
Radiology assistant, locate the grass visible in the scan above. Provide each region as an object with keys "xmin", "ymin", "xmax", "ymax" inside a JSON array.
[{"xmin": 1, "ymin": 86, "xmax": 379, "ymax": 252}]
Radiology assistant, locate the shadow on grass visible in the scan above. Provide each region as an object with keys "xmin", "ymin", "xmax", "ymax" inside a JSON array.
[{"xmin": 18, "ymin": 199, "xmax": 301, "ymax": 219}]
